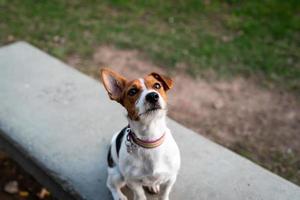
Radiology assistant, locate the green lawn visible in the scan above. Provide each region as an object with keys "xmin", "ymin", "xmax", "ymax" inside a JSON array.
[{"xmin": 1, "ymin": 0, "xmax": 299, "ymax": 91}]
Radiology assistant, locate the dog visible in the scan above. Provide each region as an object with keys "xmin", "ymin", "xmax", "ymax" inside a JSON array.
[{"xmin": 100, "ymin": 68, "xmax": 180, "ymax": 200}]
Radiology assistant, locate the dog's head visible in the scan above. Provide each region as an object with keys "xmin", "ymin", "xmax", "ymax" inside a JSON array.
[{"xmin": 100, "ymin": 68, "xmax": 173, "ymax": 121}]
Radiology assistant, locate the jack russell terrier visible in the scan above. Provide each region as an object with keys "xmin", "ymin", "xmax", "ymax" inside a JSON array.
[{"xmin": 100, "ymin": 68, "xmax": 180, "ymax": 200}]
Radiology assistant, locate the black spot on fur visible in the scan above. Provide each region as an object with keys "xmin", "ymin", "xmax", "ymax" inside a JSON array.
[
  {"xmin": 116, "ymin": 127, "xmax": 127, "ymax": 157},
  {"xmin": 107, "ymin": 145, "xmax": 115, "ymax": 167}
]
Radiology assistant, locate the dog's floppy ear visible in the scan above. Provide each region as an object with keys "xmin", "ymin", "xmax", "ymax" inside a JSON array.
[
  {"xmin": 100, "ymin": 68, "xmax": 127, "ymax": 103},
  {"xmin": 150, "ymin": 72, "xmax": 173, "ymax": 91}
]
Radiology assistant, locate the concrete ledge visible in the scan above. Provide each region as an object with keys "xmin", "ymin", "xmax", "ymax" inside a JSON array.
[{"xmin": 0, "ymin": 42, "xmax": 299, "ymax": 200}]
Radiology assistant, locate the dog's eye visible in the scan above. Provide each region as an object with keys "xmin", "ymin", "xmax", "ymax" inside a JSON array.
[
  {"xmin": 153, "ymin": 83, "xmax": 161, "ymax": 89},
  {"xmin": 128, "ymin": 88, "xmax": 138, "ymax": 96}
]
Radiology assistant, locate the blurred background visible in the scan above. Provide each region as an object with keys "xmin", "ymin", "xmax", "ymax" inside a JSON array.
[{"xmin": 0, "ymin": 0, "xmax": 299, "ymax": 199}]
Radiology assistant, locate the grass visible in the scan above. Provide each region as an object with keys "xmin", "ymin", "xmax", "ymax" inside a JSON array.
[{"xmin": 0, "ymin": 0, "xmax": 299, "ymax": 92}]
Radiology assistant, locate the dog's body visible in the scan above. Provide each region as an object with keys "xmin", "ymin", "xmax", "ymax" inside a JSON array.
[{"xmin": 100, "ymin": 69, "xmax": 180, "ymax": 200}]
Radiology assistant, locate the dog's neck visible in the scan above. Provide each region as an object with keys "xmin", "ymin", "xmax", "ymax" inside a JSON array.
[{"xmin": 128, "ymin": 112, "xmax": 167, "ymax": 141}]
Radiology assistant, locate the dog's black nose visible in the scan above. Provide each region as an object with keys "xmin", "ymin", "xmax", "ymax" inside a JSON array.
[{"xmin": 146, "ymin": 92, "xmax": 159, "ymax": 104}]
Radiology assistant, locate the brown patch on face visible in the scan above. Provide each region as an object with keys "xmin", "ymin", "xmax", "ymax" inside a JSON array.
[
  {"xmin": 122, "ymin": 79, "xmax": 144, "ymax": 120},
  {"xmin": 150, "ymin": 72, "xmax": 173, "ymax": 91},
  {"xmin": 100, "ymin": 68, "xmax": 143, "ymax": 120},
  {"xmin": 144, "ymin": 73, "xmax": 173, "ymax": 102}
]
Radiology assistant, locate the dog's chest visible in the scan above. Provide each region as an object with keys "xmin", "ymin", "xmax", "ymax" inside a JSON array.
[{"xmin": 119, "ymin": 144, "xmax": 177, "ymax": 184}]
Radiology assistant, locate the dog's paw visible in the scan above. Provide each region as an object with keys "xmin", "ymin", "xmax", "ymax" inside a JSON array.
[
  {"xmin": 115, "ymin": 196, "xmax": 127, "ymax": 200},
  {"xmin": 111, "ymin": 193, "xmax": 127, "ymax": 200},
  {"xmin": 144, "ymin": 185, "xmax": 160, "ymax": 195}
]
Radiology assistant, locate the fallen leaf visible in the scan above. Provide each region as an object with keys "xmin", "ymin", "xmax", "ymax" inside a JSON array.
[
  {"xmin": 19, "ymin": 191, "xmax": 29, "ymax": 197},
  {"xmin": 4, "ymin": 180, "xmax": 19, "ymax": 194},
  {"xmin": 37, "ymin": 188, "xmax": 50, "ymax": 199}
]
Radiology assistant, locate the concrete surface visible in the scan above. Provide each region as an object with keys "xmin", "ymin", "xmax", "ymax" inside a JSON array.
[{"xmin": 0, "ymin": 42, "xmax": 300, "ymax": 200}]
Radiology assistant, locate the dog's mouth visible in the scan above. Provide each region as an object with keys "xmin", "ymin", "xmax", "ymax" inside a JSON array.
[
  {"xmin": 139, "ymin": 105, "xmax": 163, "ymax": 116},
  {"xmin": 146, "ymin": 107, "xmax": 161, "ymax": 113}
]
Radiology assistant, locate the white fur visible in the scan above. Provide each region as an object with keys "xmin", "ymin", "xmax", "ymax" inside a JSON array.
[{"xmin": 106, "ymin": 79, "xmax": 181, "ymax": 200}]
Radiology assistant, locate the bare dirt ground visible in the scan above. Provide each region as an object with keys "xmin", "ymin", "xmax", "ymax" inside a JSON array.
[{"xmin": 1, "ymin": 45, "xmax": 299, "ymax": 200}]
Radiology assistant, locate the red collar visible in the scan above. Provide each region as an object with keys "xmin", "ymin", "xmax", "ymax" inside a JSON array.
[{"xmin": 127, "ymin": 127, "xmax": 165, "ymax": 149}]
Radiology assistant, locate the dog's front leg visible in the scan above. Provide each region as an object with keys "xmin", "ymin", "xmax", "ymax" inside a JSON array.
[
  {"xmin": 127, "ymin": 181, "xmax": 146, "ymax": 200},
  {"xmin": 107, "ymin": 168, "xmax": 127, "ymax": 200},
  {"xmin": 159, "ymin": 175, "xmax": 177, "ymax": 200}
]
